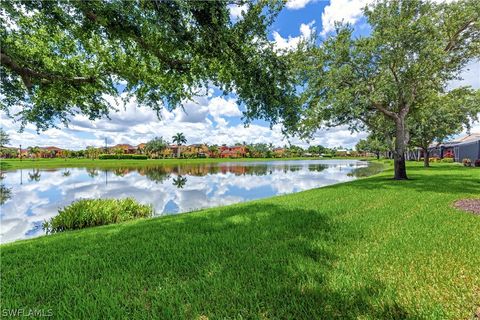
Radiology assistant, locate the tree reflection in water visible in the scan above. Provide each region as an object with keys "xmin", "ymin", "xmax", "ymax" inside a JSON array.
[
  {"xmin": 87, "ymin": 168, "xmax": 99, "ymax": 178},
  {"xmin": 172, "ymin": 175, "xmax": 187, "ymax": 189},
  {"xmin": 347, "ymin": 162, "xmax": 384, "ymax": 178},
  {"xmin": 95, "ymin": 162, "xmax": 336, "ymax": 185},
  {"xmin": 28, "ymin": 169, "xmax": 41, "ymax": 182},
  {"xmin": 0, "ymin": 172, "xmax": 12, "ymax": 205}
]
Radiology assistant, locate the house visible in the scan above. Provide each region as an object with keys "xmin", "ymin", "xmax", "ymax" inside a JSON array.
[
  {"xmin": 218, "ymin": 145, "xmax": 248, "ymax": 158},
  {"xmin": 183, "ymin": 144, "xmax": 209, "ymax": 158},
  {"xmin": 273, "ymin": 148, "xmax": 286, "ymax": 158},
  {"xmin": 110, "ymin": 144, "xmax": 137, "ymax": 154},
  {"xmin": 19, "ymin": 148, "xmax": 28, "ymax": 158},
  {"xmin": 335, "ymin": 149, "xmax": 351, "ymax": 157},
  {"xmin": 40, "ymin": 146, "xmax": 64, "ymax": 158},
  {"xmin": 168, "ymin": 145, "xmax": 184, "ymax": 158},
  {"xmin": 429, "ymin": 133, "xmax": 480, "ymax": 163}
]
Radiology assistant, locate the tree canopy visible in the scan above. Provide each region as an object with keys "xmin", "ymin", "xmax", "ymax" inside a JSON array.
[
  {"xmin": 0, "ymin": 128, "xmax": 10, "ymax": 147},
  {"xmin": 356, "ymin": 135, "xmax": 390, "ymax": 159},
  {"xmin": 1, "ymin": 0, "xmax": 298, "ymax": 130},
  {"xmin": 145, "ymin": 136, "xmax": 168, "ymax": 156},
  {"xmin": 293, "ymin": 0, "xmax": 480, "ymax": 179}
]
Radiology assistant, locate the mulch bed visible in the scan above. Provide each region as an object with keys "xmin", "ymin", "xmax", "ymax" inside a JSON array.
[{"xmin": 453, "ymin": 199, "xmax": 480, "ymax": 215}]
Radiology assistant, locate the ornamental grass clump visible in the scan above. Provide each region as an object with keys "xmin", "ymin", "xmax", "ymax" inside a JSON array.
[{"xmin": 43, "ymin": 198, "xmax": 153, "ymax": 234}]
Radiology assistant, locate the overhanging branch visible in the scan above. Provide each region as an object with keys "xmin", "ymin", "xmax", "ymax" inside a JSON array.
[{"xmin": 1, "ymin": 49, "xmax": 96, "ymax": 90}]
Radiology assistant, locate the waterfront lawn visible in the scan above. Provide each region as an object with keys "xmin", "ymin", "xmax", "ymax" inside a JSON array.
[{"xmin": 1, "ymin": 162, "xmax": 479, "ymax": 319}]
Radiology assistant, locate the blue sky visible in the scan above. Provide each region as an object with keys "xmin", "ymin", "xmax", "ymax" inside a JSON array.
[{"xmin": 1, "ymin": 0, "xmax": 479, "ymax": 150}]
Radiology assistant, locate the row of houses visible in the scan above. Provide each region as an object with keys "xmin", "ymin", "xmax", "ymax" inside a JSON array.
[
  {"xmin": 5, "ymin": 133, "xmax": 478, "ymax": 161},
  {"xmin": 13, "ymin": 146, "xmax": 65, "ymax": 158},
  {"xmin": 5, "ymin": 144, "xmax": 255, "ymax": 159},
  {"xmin": 400, "ymin": 133, "xmax": 480, "ymax": 161},
  {"xmin": 112, "ymin": 143, "xmax": 251, "ymax": 158},
  {"xmin": 427, "ymin": 133, "xmax": 480, "ymax": 162}
]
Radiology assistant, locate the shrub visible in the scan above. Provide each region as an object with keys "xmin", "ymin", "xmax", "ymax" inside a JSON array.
[
  {"xmin": 462, "ymin": 158, "xmax": 472, "ymax": 167},
  {"xmin": 99, "ymin": 154, "xmax": 148, "ymax": 160},
  {"xmin": 321, "ymin": 154, "xmax": 333, "ymax": 158},
  {"xmin": 43, "ymin": 198, "xmax": 153, "ymax": 234},
  {"xmin": 440, "ymin": 158, "xmax": 454, "ymax": 163},
  {"xmin": 475, "ymin": 159, "xmax": 480, "ymax": 167},
  {"xmin": 429, "ymin": 157, "xmax": 440, "ymax": 163}
]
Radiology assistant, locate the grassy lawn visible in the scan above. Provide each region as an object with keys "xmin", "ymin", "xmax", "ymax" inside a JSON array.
[
  {"xmin": 0, "ymin": 157, "xmax": 363, "ymax": 170},
  {"xmin": 1, "ymin": 162, "xmax": 479, "ymax": 319}
]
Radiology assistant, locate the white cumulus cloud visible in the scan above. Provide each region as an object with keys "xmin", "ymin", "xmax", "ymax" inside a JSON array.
[
  {"xmin": 320, "ymin": 0, "xmax": 374, "ymax": 37},
  {"xmin": 286, "ymin": 0, "xmax": 314, "ymax": 10},
  {"xmin": 273, "ymin": 21, "xmax": 316, "ymax": 52},
  {"xmin": 228, "ymin": 4, "xmax": 248, "ymax": 20}
]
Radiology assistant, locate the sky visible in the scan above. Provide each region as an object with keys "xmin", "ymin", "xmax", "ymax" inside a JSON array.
[{"xmin": 1, "ymin": 0, "xmax": 479, "ymax": 150}]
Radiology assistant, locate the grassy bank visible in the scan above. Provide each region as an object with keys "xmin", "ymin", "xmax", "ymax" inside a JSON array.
[
  {"xmin": 1, "ymin": 162, "xmax": 479, "ymax": 319},
  {"xmin": 0, "ymin": 157, "xmax": 364, "ymax": 170}
]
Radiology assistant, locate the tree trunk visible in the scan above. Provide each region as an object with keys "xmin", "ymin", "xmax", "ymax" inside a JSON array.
[
  {"xmin": 423, "ymin": 149, "xmax": 430, "ymax": 167},
  {"xmin": 394, "ymin": 118, "xmax": 408, "ymax": 180},
  {"xmin": 376, "ymin": 152, "xmax": 380, "ymax": 160}
]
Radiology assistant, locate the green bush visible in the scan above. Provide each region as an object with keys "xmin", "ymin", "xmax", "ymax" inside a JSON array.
[
  {"xmin": 321, "ymin": 154, "xmax": 333, "ymax": 158},
  {"xmin": 440, "ymin": 158, "xmax": 454, "ymax": 163},
  {"xmin": 99, "ymin": 154, "xmax": 148, "ymax": 160},
  {"xmin": 43, "ymin": 198, "xmax": 153, "ymax": 234}
]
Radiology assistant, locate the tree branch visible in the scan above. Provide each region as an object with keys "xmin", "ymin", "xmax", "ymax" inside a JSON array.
[
  {"xmin": 372, "ymin": 101, "xmax": 398, "ymax": 120},
  {"xmin": 444, "ymin": 19, "xmax": 476, "ymax": 52},
  {"xmin": 1, "ymin": 49, "xmax": 96, "ymax": 90},
  {"xmin": 82, "ymin": 8, "xmax": 190, "ymax": 73},
  {"xmin": 366, "ymin": 82, "xmax": 399, "ymax": 120}
]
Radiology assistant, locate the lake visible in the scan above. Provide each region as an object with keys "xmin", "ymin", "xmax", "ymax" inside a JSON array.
[{"xmin": 0, "ymin": 160, "xmax": 381, "ymax": 243}]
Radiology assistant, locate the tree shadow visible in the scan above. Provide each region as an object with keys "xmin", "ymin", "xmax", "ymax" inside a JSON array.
[
  {"xmin": 2, "ymin": 203, "xmax": 410, "ymax": 319},
  {"xmin": 342, "ymin": 166, "xmax": 480, "ymax": 195}
]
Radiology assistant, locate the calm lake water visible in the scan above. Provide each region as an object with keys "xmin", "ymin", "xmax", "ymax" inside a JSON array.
[{"xmin": 0, "ymin": 160, "xmax": 380, "ymax": 243}]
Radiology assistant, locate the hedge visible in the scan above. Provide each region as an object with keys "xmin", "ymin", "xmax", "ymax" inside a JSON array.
[{"xmin": 99, "ymin": 154, "xmax": 148, "ymax": 160}]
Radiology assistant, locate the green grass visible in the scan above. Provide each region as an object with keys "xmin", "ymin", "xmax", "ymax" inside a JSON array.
[
  {"xmin": 0, "ymin": 157, "xmax": 360, "ymax": 170},
  {"xmin": 1, "ymin": 162, "xmax": 479, "ymax": 319}
]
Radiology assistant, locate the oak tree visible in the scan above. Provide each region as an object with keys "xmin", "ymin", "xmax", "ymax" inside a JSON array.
[
  {"xmin": 295, "ymin": 0, "xmax": 479, "ymax": 179},
  {"xmin": 1, "ymin": 0, "xmax": 297, "ymax": 130}
]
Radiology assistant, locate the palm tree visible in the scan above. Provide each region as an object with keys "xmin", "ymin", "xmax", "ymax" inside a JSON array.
[
  {"xmin": 27, "ymin": 146, "xmax": 41, "ymax": 159},
  {"xmin": 172, "ymin": 132, "xmax": 187, "ymax": 158}
]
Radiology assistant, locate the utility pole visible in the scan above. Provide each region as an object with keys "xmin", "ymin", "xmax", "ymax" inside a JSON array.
[
  {"xmin": 104, "ymin": 137, "xmax": 108, "ymax": 153},
  {"xmin": 19, "ymin": 144, "xmax": 22, "ymax": 161}
]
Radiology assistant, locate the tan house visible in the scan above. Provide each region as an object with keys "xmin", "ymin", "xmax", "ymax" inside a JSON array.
[
  {"xmin": 110, "ymin": 144, "xmax": 137, "ymax": 154},
  {"xmin": 273, "ymin": 148, "xmax": 286, "ymax": 158},
  {"xmin": 40, "ymin": 146, "xmax": 64, "ymax": 158}
]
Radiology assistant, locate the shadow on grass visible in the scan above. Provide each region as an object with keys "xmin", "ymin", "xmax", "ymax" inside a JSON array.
[
  {"xmin": 1, "ymin": 202, "xmax": 409, "ymax": 319},
  {"xmin": 342, "ymin": 165, "xmax": 480, "ymax": 195}
]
